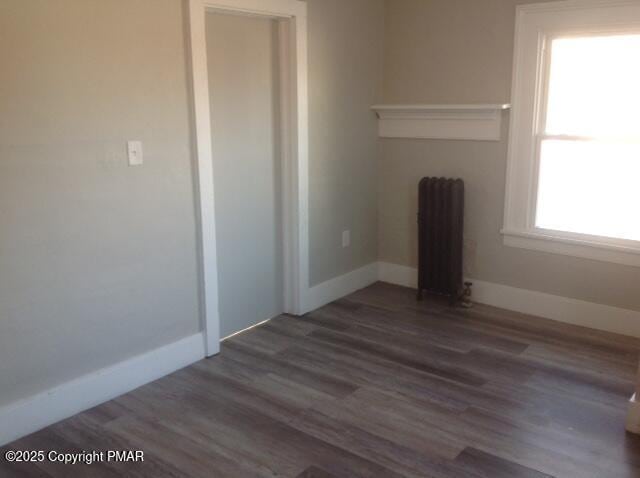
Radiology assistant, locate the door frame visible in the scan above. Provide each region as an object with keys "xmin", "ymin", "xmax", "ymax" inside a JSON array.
[{"xmin": 186, "ymin": 0, "xmax": 309, "ymax": 355}]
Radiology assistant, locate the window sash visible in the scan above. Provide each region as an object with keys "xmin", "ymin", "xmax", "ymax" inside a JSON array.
[
  {"xmin": 530, "ymin": 31, "xmax": 640, "ymax": 239},
  {"xmin": 539, "ymin": 31, "xmax": 640, "ymax": 140}
]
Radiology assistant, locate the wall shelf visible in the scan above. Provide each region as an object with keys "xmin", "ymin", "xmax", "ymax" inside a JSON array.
[{"xmin": 371, "ymin": 103, "xmax": 511, "ymax": 141}]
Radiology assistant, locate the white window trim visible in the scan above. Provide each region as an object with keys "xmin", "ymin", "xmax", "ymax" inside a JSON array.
[{"xmin": 503, "ymin": 0, "xmax": 640, "ymax": 267}]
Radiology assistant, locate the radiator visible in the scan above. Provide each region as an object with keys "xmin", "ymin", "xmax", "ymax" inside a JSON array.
[{"xmin": 417, "ymin": 177, "xmax": 464, "ymax": 303}]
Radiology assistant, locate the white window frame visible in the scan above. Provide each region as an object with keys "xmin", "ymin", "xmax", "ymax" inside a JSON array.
[{"xmin": 503, "ymin": 0, "xmax": 640, "ymax": 267}]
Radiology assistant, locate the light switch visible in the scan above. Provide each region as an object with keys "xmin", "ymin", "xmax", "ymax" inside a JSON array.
[
  {"xmin": 342, "ymin": 230, "xmax": 351, "ymax": 248},
  {"xmin": 127, "ymin": 141, "xmax": 143, "ymax": 166}
]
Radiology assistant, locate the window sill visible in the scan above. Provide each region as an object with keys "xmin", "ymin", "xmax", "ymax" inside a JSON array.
[{"xmin": 501, "ymin": 228, "xmax": 640, "ymax": 267}]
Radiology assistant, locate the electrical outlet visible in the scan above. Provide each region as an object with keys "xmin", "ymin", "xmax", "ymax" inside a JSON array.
[{"xmin": 342, "ymin": 230, "xmax": 351, "ymax": 248}]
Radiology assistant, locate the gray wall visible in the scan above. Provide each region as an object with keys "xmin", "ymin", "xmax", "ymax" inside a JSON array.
[
  {"xmin": 380, "ymin": 0, "xmax": 640, "ymax": 312},
  {"xmin": 0, "ymin": 0, "xmax": 201, "ymax": 407},
  {"xmin": 307, "ymin": 0, "xmax": 384, "ymax": 286},
  {"xmin": 206, "ymin": 13, "xmax": 284, "ymax": 338}
]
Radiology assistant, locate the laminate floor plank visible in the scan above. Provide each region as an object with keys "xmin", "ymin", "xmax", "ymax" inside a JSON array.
[
  {"xmin": 454, "ymin": 447, "xmax": 554, "ymax": 478},
  {"xmin": 276, "ymin": 342, "xmax": 479, "ymax": 412},
  {"xmin": 326, "ymin": 387, "xmax": 600, "ymax": 477},
  {"xmin": 306, "ymin": 328, "xmax": 487, "ymax": 386},
  {"xmin": 3, "ymin": 281, "xmax": 639, "ymax": 477},
  {"xmin": 151, "ymin": 388, "xmax": 406, "ymax": 478},
  {"xmin": 458, "ymin": 406, "xmax": 640, "ymax": 473},
  {"xmin": 326, "ymin": 300, "xmax": 530, "ymax": 355},
  {"xmin": 262, "ymin": 314, "xmax": 319, "ymax": 337},
  {"xmin": 522, "ymin": 344, "xmax": 638, "ymax": 381},
  {"xmin": 45, "ymin": 414, "xmax": 188, "ymax": 478},
  {"xmin": 295, "ymin": 466, "xmax": 339, "ymax": 478},
  {"xmin": 336, "ymin": 304, "xmax": 529, "ymax": 353},
  {"xmin": 287, "ymin": 408, "xmax": 475, "ymax": 478},
  {"xmin": 308, "ymin": 387, "xmax": 468, "ymax": 458},
  {"xmin": 221, "ymin": 340, "xmax": 360, "ymax": 399}
]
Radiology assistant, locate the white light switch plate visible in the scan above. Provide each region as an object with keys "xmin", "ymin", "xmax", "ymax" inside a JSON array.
[
  {"xmin": 127, "ymin": 141, "xmax": 143, "ymax": 166},
  {"xmin": 342, "ymin": 230, "xmax": 351, "ymax": 248}
]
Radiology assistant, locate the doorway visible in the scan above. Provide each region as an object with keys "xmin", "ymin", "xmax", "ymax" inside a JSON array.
[
  {"xmin": 206, "ymin": 12, "xmax": 283, "ymax": 338},
  {"xmin": 186, "ymin": 0, "xmax": 309, "ymax": 356}
]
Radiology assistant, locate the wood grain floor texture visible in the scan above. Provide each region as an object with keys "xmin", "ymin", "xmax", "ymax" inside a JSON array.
[{"xmin": 3, "ymin": 282, "xmax": 640, "ymax": 477}]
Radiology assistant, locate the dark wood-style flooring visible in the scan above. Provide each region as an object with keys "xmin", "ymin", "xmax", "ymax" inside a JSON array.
[{"xmin": 3, "ymin": 282, "xmax": 640, "ymax": 477}]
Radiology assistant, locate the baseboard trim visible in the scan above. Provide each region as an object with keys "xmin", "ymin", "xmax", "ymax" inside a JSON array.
[
  {"xmin": 0, "ymin": 333, "xmax": 206, "ymax": 446},
  {"xmin": 304, "ymin": 262, "xmax": 379, "ymax": 314},
  {"xmin": 378, "ymin": 262, "xmax": 418, "ymax": 289},
  {"xmin": 378, "ymin": 261, "xmax": 640, "ymax": 338},
  {"xmin": 627, "ymin": 394, "xmax": 640, "ymax": 434}
]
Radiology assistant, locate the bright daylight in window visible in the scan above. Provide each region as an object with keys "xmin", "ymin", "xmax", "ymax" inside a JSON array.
[{"xmin": 535, "ymin": 34, "xmax": 640, "ymax": 242}]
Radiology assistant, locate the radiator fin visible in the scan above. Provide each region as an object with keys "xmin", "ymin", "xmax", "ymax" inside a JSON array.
[{"xmin": 417, "ymin": 177, "xmax": 464, "ymax": 302}]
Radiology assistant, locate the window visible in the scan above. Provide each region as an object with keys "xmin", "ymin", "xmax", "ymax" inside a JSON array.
[
  {"xmin": 536, "ymin": 34, "xmax": 640, "ymax": 241},
  {"xmin": 503, "ymin": 0, "xmax": 640, "ymax": 266}
]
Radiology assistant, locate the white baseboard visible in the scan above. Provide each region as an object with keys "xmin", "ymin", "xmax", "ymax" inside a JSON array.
[
  {"xmin": 378, "ymin": 262, "xmax": 418, "ymax": 289},
  {"xmin": 304, "ymin": 262, "xmax": 379, "ymax": 314},
  {"xmin": 0, "ymin": 333, "xmax": 206, "ymax": 447},
  {"xmin": 627, "ymin": 394, "xmax": 640, "ymax": 434},
  {"xmin": 378, "ymin": 261, "xmax": 640, "ymax": 338},
  {"xmin": 470, "ymin": 279, "xmax": 640, "ymax": 338}
]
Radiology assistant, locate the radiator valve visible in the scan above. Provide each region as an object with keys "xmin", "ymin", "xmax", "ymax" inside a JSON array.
[{"xmin": 461, "ymin": 281, "xmax": 473, "ymax": 308}]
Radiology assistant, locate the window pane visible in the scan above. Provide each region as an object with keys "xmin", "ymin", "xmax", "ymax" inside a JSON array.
[
  {"xmin": 545, "ymin": 35, "xmax": 640, "ymax": 138},
  {"xmin": 536, "ymin": 140, "xmax": 640, "ymax": 241}
]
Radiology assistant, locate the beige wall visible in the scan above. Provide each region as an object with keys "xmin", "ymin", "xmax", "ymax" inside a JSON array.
[
  {"xmin": 380, "ymin": 0, "xmax": 640, "ymax": 312},
  {"xmin": 307, "ymin": 0, "xmax": 384, "ymax": 285},
  {"xmin": 0, "ymin": 0, "xmax": 385, "ymax": 407}
]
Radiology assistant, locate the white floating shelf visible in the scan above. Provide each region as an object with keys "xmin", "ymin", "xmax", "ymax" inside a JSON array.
[{"xmin": 371, "ymin": 103, "xmax": 511, "ymax": 141}]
